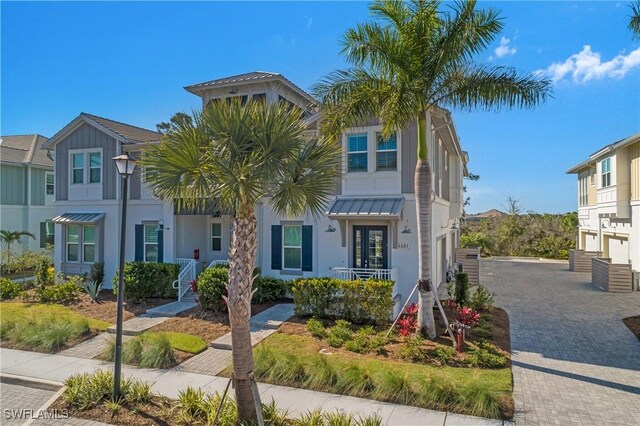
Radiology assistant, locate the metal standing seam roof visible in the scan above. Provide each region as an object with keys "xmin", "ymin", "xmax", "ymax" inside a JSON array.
[
  {"xmin": 52, "ymin": 213, "xmax": 105, "ymax": 224},
  {"xmin": 327, "ymin": 197, "xmax": 405, "ymax": 217}
]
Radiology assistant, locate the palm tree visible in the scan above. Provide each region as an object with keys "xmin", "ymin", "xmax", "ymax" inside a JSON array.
[
  {"xmin": 313, "ymin": 0, "xmax": 551, "ymax": 338},
  {"xmin": 630, "ymin": 1, "xmax": 640, "ymax": 38},
  {"xmin": 0, "ymin": 230, "xmax": 36, "ymax": 264},
  {"xmin": 142, "ymin": 99, "xmax": 340, "ymax": 422}
]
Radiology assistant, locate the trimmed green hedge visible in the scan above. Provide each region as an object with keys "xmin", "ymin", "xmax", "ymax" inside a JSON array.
[
  {"xmin": 113, "ymin": 262, "xmax": 179, "ymax": 303},
  {"xmin": 196, "ymin": 264, "xmax": 288, "ymax": 312},
  {"xmin": 291, "ymin": 277, "xmax": 394, "ymax": 324}
]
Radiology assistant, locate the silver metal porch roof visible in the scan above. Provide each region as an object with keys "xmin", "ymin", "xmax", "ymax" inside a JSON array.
[
  {"xmin": 327, "ymin": 197, "xmax": 404, "ymax": 218},
  {"xmin": 52, "ymin": 213, "xmax": 105, "ymax": 224}
]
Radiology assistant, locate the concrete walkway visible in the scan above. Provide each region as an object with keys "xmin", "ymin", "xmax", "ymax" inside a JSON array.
[
  {"xmin": 0, "ymin": 348, "xmax": 509, "ymax": 425},
  {"xmin": 482, "ymin": 258, "xmax": 640, "ymax": 426}
]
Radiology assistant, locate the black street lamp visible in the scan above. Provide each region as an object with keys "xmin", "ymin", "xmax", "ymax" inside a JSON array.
[{"xmin": 112, "ymin": 153, "xmax": 136, "ymax": 400}]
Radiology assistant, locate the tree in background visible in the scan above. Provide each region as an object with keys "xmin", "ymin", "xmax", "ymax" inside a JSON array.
[
  {"xmin": 143, "ymin": 99, "xmax": 340, "ymax": 423},
  {"xmin": 0, "ymin": 230, "xmax": 35, "ymax": 264},
  {"xmin": 313, "ymin": 0, "xmax": 551, "ymax": 338},
  {"xmin": 629, "ymin": 1, "xmax": 640, "ymax": 37}
]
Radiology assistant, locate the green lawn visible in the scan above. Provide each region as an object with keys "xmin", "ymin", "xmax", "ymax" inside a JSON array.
[
  {"xmin": 0, "ymin": 302, "xmax": 110, "ymax": 331},
  {"xmin": 159, "ymin": 331, "xmax": 208, "ymax": 354},
  {"xmin": 237, "ymin": 333, "xmax": 513, "ymax": 419}
]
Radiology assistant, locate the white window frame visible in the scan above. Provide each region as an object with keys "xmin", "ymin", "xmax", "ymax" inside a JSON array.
[
  {"xmin": 282, "ymin": 224, "xmax": 302, "ymax": 271},
  {"xmin": 211, "ymin": 222, "xmax": 222, "ymax": 252},
  {"xmin": 71, "ymin": 153, "xmax": 84, "ymax": 184},
  {"xmin": 45, "ymin": 172, "xmax": 55, "ymax": 195},
  {"xmin": 375, "ymin": 132, "xmax": 398, "ymax": 172},
  {"xmin": 69, "ymin": 148, "xmax": 103, "ymax": 186},
  {"xmin": 601, "ymin": 158, "xmax": 611, "ymax": 188},
  {"xmin": 83, "ymin": 225, "xmax": 96, "ymax": 263},
  {"xmin": 346, "ymin": 133, "xmax": 368, "ymax": 173},
  {"xmin": 143, "ymin": 223, "xmax": 159, "ymax": 263},
  {"xmin": 66, "ymin": 225, "xmax": 80, "ymax": 263}
]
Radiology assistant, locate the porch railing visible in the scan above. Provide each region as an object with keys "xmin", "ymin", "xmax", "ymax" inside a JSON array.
[
  {"xmin": 325, "ymin": 267, "xmax": 398, "ymax": 282},
  {"xmin": 208, "ymin": 259, "xmax": 229, "ymax": 269},
  {"xmin": 172, "ymin": 258, "xmax": 196, "ymax": 302}
]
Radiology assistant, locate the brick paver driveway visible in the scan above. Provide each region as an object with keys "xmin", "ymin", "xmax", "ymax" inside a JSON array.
[{"xmin": 482, "ymin": 258, "xmax": 640, "ymax": 425}]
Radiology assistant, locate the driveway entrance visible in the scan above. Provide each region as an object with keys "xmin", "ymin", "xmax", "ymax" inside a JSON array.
[{"xmin": 482, "ymin": 258, "xmax": 640, "ymax": 425}]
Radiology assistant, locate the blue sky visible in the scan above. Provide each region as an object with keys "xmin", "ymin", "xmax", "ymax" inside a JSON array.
[{"xmin": 2, "ymin": 1, "xmax": 639, "ymax": 214}]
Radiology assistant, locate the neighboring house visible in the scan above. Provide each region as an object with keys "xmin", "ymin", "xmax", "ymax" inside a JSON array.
[
  {"xmin": 464, "ymin": 208, "xmax": 507, "ymax": 222},
  {"xmin": 44, "ymin": 72, "xmax": 469, "ymax": 315},
  {"xmin": 0, "ymin": 135, "xmax": 55, "ymax": 253},
  {"xmin": 567, "ymin": 132, "xmax": 640, "ymax": 271}
]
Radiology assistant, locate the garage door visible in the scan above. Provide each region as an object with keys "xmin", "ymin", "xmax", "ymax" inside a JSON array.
[
  {"xmin": 606, "ymin": 236, "xmax": 629, "ymax": 264},
  {"xmin": 583, "ymin": 232, "xmax": 598, "ymax": 251}
]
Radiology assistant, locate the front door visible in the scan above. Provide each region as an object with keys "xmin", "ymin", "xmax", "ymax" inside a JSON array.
[{"xmin": 353, "ymin": 226, "xmax": 388, "ymax": 269}]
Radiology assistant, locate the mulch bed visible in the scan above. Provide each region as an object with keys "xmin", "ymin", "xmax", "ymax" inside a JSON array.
[
  {"xmin": 623, "ymin": 315, "xmax": 640, "ymax": 339},
  {"xmin": 67, "ymin": 292, "xmax": 175, "ymax": 324}
]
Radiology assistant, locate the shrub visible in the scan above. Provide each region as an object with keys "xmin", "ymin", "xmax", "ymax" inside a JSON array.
[
  {"xmin": 83, "ymin": 262, "xmax": 105, "ymax": 302},
  {"xmin": 291, "ymin": 277, "xmax": 393, "ymax": 324},
  {"xmin": 36, "ymin": 280, "xmax": 82, "ymax": 304},
  {"xmin": 470, "ymin": 284, "xmax": 495, "ymax": 311},
  {"xmin": 253, "ymin": 276, "xmax": 287, "ymax": 304},
  {"xmin": 34, "ymin": 257, "xmax": 54, "ymax": 287},
  {"xmin": 416, "ymin": 375, "xmax": 461, "ymax": 410},
  {"xmin": 196, "ymin": 265, "xmax": 228, "ymax": 312},
  {"xmin": 372, "ymin": 370, "xmax": 414, "ymax": 405},
  {"xmin": 344, "ymin": 336, "xmax": 368, "ymax": 354},
  {"xmin": 5, "ymin": 316, "xmax": 89, "ymax": 352},
  {"xmin": 64, "ymin": 370, "xmax": 151, "ymax": 411},
  {"xmin": 430, "ymin": 346, "xmax": 456, "ymax": 365},
  {"xmin": 327, "ymin": 320, "xmax": 353, "ymax": 347},
  {"xmin": 459, "ymin": 381, "xmax": 502, "ymax": 418},
  {"xmin": 113, "ymin": 262, "xmax": 179, "ymax": 303},
  {"xmin": 100, "ymin": 333, "xmax": 176, "ymax": 368},
  {"xmin": 465, "ymin": 342, "xmax": 507, "ymax": 369},
  {"xmin": 398, "ymin": 336, "xmax": 427, "ymax": 363},
  {"xmin": 304, "ymin": 355, "xmax": 338, "ymax": 390},
  {"xmin": 1, "ymin": 278, "xmax": 22, "ymax": 300},
  {"xmin": 396, "ymin": 303, "xmax": 418, "ymax": 336},
  {"xmin": 455, "ymin": 272, "xmax": 470, "ymax": 307},
  {"xmin": 306, "ymin": 317, "xmax": 327, "ymax": 338},
  {"xmin": 335, "ymin": 365, "xmax": 374, "ymax": 396}
]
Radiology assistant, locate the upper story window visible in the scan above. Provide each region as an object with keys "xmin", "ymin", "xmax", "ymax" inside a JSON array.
[
  {"xmin": 579, "ymin": 173, "xmax": 588, "ymax": 206},
  {"xmin": 347, "ymin": 134, "xmax": 368, "ymax": 172},
  {"xmin": 601, "ymin": 158, "xmax": 611, "ymax": 188},
  {"xmin": 45, "ymin": 172, "xmax": 54, "ymax": 195},
  {"xmin": 252, "ymin": 93, "xmax": 266, "ymax": 102},
  {"xmin": 283, "ymin": 225, "xmax": 302, "ymax": 270},
  {"xmin": 144, "ymin": 224, "xmax": 159, "ymax": 262},
  {"xmin": 211, "ymin": 223, "xmax": 222, "ymax": 252},
  {"xmin": 70, "ymin": 150, "xmax": 102, "ymax": 185},
  {"xmin": 376, "ymin": 133, "xmax": 397, "ymax": 171}
]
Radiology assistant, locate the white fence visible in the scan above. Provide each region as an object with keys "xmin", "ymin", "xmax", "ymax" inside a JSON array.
[{"xmin": 325, "ymin": 267, "xmax": 398, "ymax": 282}]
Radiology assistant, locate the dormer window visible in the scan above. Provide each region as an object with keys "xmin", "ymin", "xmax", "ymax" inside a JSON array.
[
  {"xmin": 70, "ymin": 149, "xmax": 102, "ymax": 185},
  {"xmin": 347, "ymin": 133, "xmax": 368, "ymax": 172},
  {"xmin": 601, "ymin": 158, "xmax": 611, "ymax": 187}
]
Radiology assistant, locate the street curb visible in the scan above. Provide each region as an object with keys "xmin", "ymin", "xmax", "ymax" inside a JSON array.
[{"xmin": 0, "ymin": 373, "xmax": 63, "ymax": 391}]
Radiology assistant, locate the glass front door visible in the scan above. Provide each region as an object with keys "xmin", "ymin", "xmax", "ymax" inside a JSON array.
[{"xmin": 353, "ymin": 226, "xmax": 388, "ymax": 269}]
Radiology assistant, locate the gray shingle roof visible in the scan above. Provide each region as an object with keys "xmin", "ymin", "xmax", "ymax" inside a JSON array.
[
  {"xmin": 327, "ymin": 197, "xmax": 405, "ymax": 218},
  {"xmin": 0, "ymin": 135, "xmax": 52, "ymax": 167},
  {"xmin": 81, "ymin": 113, "xmax": 161, "ymax": 144}
]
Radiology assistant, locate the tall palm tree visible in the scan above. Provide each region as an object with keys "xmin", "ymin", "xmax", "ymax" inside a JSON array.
[
  {"xmin": 142, "ymin": 99, "xmax": 340, "ymax": 422},
  {"xmin": 630, "ymin": 1, "xmax": 640, "ymax": 37},
  {"xmin": 0, "ymin": 230, "xmax": 36, "ymax": 264},
  {"xmin": 313, "ymin": 0, "xmax": 551, "ymax": 338}
]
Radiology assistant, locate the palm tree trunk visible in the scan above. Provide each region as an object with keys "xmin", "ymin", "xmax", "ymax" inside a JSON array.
[
  {"xmin": 227, "ymin": 206, "xmax": 259, "ymax": 423},
  {"xmin": 415, "ymin": 113, "xmax": 437, "ymax": 339}
]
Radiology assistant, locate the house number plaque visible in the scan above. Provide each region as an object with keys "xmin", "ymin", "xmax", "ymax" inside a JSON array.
[{"xmin": 394, "ymin": 243, "xmax": 409, "ymax": 249}]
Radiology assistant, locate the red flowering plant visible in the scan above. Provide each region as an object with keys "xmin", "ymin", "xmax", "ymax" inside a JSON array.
[
  {"xmin": 446, "ymin": 300, "xmax": 480, "ymax": 352},
  {"xmin": 396, "ymin": 303, "xmax": 418, "ymax": 336},
  {"xmin": 189, "ymin": 279, "xmax": 198, "ymax": 293}
]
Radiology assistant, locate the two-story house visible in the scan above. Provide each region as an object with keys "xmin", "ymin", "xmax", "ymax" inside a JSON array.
[
  {"xmin": 44, "ymin": 72, "xmax": 469, "ymax": 314},
  {"xmin": 567, "ymin": 132, "xmax": 640, "ymax": 272},
  {"xmin": 0, "ymin": 135, "xmax": 55, "ymax": 253}
]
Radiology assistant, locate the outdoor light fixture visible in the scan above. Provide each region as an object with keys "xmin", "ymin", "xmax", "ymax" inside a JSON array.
[
  {"xmin": 441, "ymin": 218, "xmax": 459, "ymax": 229},
  {"xmin": 158, "ymin": 219, "xmax": 164, "ymax": 230},
  {"xmin": 112, "ymin": 154, "xmax": 136, "ymax": 400},
  {"xmin": 325, "ymin": 222, "xmax": 336, "ymax": 232},
  {"xmin": 401, "ymin": 226, "xmax": 412, "ymax": 234}
]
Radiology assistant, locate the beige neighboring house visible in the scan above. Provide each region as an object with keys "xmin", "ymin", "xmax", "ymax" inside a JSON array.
[
  {"xmin": 0, "ymin": 135, "xmax": 55, "ymax": 253},
  {"xmin": 464, "ymin": 208, "xmax": 507, "ymax": 222},
  {"xmin": 567, "ymin": 132, "xmax": 640, "ymax": 277}
]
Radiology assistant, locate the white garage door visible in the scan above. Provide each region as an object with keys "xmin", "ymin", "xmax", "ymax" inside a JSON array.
[
  {"xmin": 583, "ymin": 232, "xmax": 598, "ymax": 251},
  {"xmin": 607, "ymin": 236, "xmax": 629, "ymax": 264}
]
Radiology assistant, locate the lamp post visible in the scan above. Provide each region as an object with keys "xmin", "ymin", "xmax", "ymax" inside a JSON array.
[{"xmin": 112, "ymin": 154, "xmax": 136, "ymax": 400}]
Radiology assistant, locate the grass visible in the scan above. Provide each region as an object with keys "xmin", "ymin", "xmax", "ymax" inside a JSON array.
[
  {"xmin": 161, "ymin": 331, "xmax": 208, "ymax": 354},
  {"xmin": 237, "ymin": 333, "xmax": 513, "ymax": 419},
  {"xmin": 0, "ymin": 302, "xmax": 110, "ymax": 331}
]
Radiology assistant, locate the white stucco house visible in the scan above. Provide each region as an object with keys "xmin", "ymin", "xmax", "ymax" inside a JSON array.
[
  {"xmin": 0, "ymin": 134, "xmax": 56, "ymax": 254},
  {"xmin": 566, "ymin": 132, "xmax": 640, "ymax": 275},
  {"xmin": 43, "ymin": 72, "xmax": 469, "ymax": 313}
]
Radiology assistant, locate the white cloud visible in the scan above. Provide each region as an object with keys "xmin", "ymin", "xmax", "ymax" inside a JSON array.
[
  {"xmin": 494, "ymin": 37, "xmax": 517, "ymax": 58},
  {"xmin": 536, "ymin": 45, "xmax": 640, "ymax": 84}
]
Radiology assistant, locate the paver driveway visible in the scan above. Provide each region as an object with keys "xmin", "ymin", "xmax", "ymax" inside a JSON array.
[{"xmin": 482, "ymin": 258, "xmax": 640, "ymax": 425}]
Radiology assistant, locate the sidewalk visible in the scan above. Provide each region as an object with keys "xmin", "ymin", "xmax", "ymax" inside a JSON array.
[{"xmin": 0, "ymin": 348, "xmax": 510, "ymax": 425}]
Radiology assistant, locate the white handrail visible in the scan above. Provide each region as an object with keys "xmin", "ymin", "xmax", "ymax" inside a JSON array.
[
  {"xmin": 173, "ymin": 259, "xmax": 196, "ymax": 302},
  {"xmin": 208, "ymin": 259, "xmax": 229, "ymax": 269},
  {"xmin": 325, "ymin": 267, "xmax": 398, "ymax": 281}
]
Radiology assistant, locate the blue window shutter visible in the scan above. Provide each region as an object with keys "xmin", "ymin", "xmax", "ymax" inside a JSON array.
[
  {"xmin": 157, "ymin": 229, "xmax": 164, "ymax": 263},
  {"xmin": 271, "ymin": 225, "xmax": 282, "ymax": 270},
  {"xmin": 135, "ymin": 225, "xmax": 143, "ymax": 261},
  {"xmin": 302, "ymin": 225, "xmax": 313, "ymax": 272},
  {"xmin": 39, "ymin": 222, "xmax": 47, "ymax": 248}
]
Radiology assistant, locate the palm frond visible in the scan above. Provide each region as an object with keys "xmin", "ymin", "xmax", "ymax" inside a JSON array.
[{"xmin": 630, "ymin": 1, "xmax": 640, "ymax": 38}]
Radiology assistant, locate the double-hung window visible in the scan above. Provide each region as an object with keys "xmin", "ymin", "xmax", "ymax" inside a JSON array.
[
  {"xmin": 283, "ymin": 225, "xmax": 302, "ymax": 270},
  {"xmin": 347, "ymin": 134, "xmax": 368, "ymax": 172},
  {"xmin": 211, "ymin": 223, "xmax": 222, "ymax": 251},
  {"xmin": 375, "ymin": 132, "xmax": 397, "ymax": 171},
  {"xmin": 66, "ymin": 224, "xmax": 95, "ymax": 263},
  {"xmin": 601, "ymin": 158, "xmax": 611, "ymax": 188},
  {"xmin": 144, "ymin": 224, "xmax": 159, "ymax": 262},
  {"xmin": 70, "ymin": 151, "xmax": 102, "ymax": 184},
  {"xmin": 45, "ymin": 172, "xmax": 55, "ymax": 195}
]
